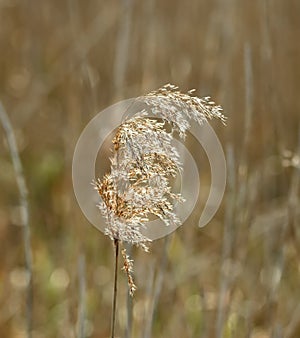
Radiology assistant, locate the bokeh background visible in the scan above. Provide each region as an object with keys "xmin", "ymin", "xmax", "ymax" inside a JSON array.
[{"xmin": 1, "ymin": 0, "xmax": 300, "ymax": 337}]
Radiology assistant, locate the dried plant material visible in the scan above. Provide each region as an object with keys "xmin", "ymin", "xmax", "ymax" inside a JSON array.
[
  {"xmin": 121, "ymin": 249, "xmax": 137, "ymax": 296},
  {"xmin": 95, "ymin": 85, "xmax": 224, "ymax": 250},
  {"xmin": 95, "ymin": 84, "xmax": 225, "ymax": 248},
  {"xmin": 94, "ymin": 114, "xmax": 183, "ymax": 251},
  {"xmin": 94, "ymin": 84, "xmax": 225, "ymax": 295},
  {"xmin": 141, "ymin": 83, "xmax": 226, "ymax": 138}
]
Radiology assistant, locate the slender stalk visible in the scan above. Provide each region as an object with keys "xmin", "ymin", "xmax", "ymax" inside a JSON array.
[{"xmin": 111, "ymin": 238, "xmax": 120, "ymax": 338}]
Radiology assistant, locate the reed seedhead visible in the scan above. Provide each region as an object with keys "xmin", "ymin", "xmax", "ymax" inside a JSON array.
[
  {"xmin": 94, "ymin": 114, "xmax": 184, "ymax": 253},
  {"xmin": 95, "ymin": 84, "xmax": 225, "ymax": 337},
  {"xmin": 95, "ymin": 84, "xmax": 225, "ymax": 256}
]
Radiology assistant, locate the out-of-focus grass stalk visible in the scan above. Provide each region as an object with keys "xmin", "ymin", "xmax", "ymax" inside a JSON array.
[
  {"xmin": 243, "ymin": 43, "xmax": 253, "ymax": 154},
  {"xmin": 199, "ymin": 286, "xmax": 208, "ymax": 338},
  {"xmin": 67, "ymin": 0, "xmax": 97, "ymax": 112},
  {"xmin": 113, "ymin": 0, "xmax": 133, "ymax": 98},
  {"xmin": 240, "ymin": 42, "xmax": 254, "ymax": 337},
  {"xmin": 284, "ymin": 129, "xmax": 300, "ymax": 338},
  {"xmin": 260, "ymin": 0, "xmax": 285, "ymax": 154},
  {"xmin": 0, "ymin": 102, "xmax": 33, "ymax": 338},
  {"xmin": 77, "ymin": 254, "xmax": 86, "ymax": 338},
  {"xmin": 259, "ymin": 2, "xmax": 289, "ymax": 334},
  {"xmin": 142, "ymin": 258, "xmax": 155, "ymax": 336},
  {"xmin": 217, "ymin": 41, "xmax": 254, "ymax": 338},
  {"xmin": 143, "ymin": 237, "xmax": 170, "ymax": 338},
  {"xmin": 216, "ymin": 144, "xmax": 236, "ymax": 338},
  {"xmin": 287, "ymin": 128, "xmax": 300, "ymax": 254},
  {"xmin": 141, "ymin": 0, "xmax": 155, "ymax": 90}
]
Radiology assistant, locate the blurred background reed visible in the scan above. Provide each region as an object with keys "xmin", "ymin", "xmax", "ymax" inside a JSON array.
[{"xmin": 0, "ymin": 0, "xmax": 299, "ymax": 337}]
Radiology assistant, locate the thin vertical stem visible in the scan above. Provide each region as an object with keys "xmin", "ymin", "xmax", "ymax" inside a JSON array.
[{"xmin": 111, "ymin": 238, "xmax": 120, "ymax": 338}]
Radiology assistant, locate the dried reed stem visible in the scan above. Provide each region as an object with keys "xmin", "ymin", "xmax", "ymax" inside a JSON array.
[
  {"xmin": 0, "ymin": 102, "xmax": 33, "ymax": 338},
  {"xmin": 111, "ymin": 238, "xmax": 120, "ymax": 338}
]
